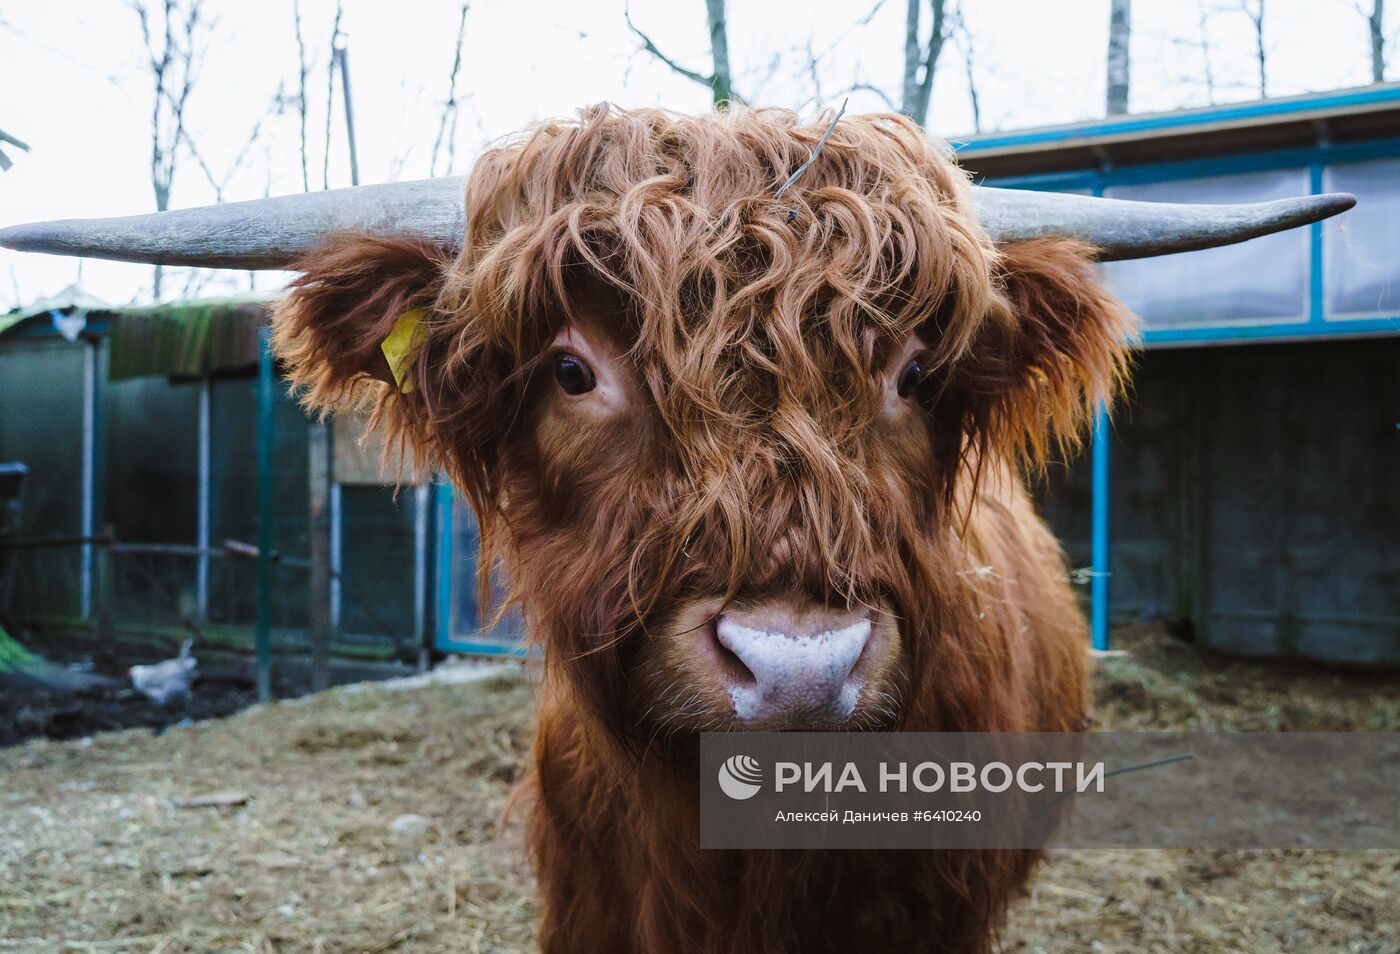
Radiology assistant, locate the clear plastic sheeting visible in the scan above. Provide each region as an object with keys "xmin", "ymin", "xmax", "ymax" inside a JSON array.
[
  {"xmin": 453, "ymin": 496, "xmax": 487, "ymax": 636},
  {"xmin": 1323, "ymin": 157, "xmax": 1400, "ymax": 320},
  {"xmin": 450, "ymin": 494, "xmax": 523, "ymax": 648},
  {"xmin": 338, "ymin": 483, "xmax": 419, "ymax": 649},
  {"xmin": 103, "ymin": 357, "xmax": 199, "ymax": 626},
  {"xmin": 0, "ymin": 306, "xmax": 510, "ymax": 691},
  {"xmin": 1102, "ymin": 169, "xmax": 1311, "ymax": 329},
  {"xmin": 206, "ymin": 375, "xmax": 310, "ymax": 632},
  {"xmin": 0, "ymin": 339, "xmax": 85, "ymax": 617}
]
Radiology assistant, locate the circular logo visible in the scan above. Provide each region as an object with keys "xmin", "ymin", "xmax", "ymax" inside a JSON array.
[{"xmin": 718, "ymin": 754, "xmax": 764, "ymax": 800}]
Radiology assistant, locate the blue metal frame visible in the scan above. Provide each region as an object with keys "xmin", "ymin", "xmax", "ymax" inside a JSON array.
[
  {"xmin": 1089, "ymin": 404, "xmax": 1111, "ymax": 652},
  {"xmin": 255, "ymin": 328, "xmax": 275, "ymax": 700},
  {"xmin": 973, "ymin": 135, "xmax": 1400, "ymax": 348},
  {"xmin": 82, "ymin": 336, "xmax": 105, "ymax": 623},
  {"xmin": 955, "ymin": 84, "xmax": 1400, "ymax": 154},
  {"xmin": 432, "ymin": 481, "xmax": 530, "ymax": 658}
]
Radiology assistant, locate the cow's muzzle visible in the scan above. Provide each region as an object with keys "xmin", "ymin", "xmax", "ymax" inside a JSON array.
[{"xmin": 702, "ymin": 601, "xmax": 894, "ymax": 729}]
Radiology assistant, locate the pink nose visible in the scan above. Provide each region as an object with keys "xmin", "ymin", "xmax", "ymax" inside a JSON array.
[{"xmin": 712, "ymin": 605, "xmax": 872, "ymax": 727}]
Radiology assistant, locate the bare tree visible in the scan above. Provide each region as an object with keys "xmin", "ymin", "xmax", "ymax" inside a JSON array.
[
  {"xmin": 292, "ymin": 0, "xmax": 311, "ymax": 191},
  {"xmin": 901, "ymin": 0, "xmax": 947, "ymax": 126},
  {"xmin": 948, "ymin": 7, "xmax": 981, "ymax": 132},
  {"xmin": 1197, "ymin": 1, "xmax": 1218, "ymax": 103},
  {"xmin": 129, "ymin": 0, "xmax": 210, "ymax": 299},
  {"xmin": 705, "ymin": 0, "xmax": 735, "ymax": 104},
  {"xmin": 792, "ymin": 2, "xmax": 890, "ymax": 110},
  {"xmin": 430, "ymin": 3, "xmax": 471, "ymax": 177},
  {"xmin": 322, "ymin": 1, "xmax": 344, "ymax": 190},
  {"xmin": 1351, "ymin": 0, "xmax": 1388, "ymax": 82},
  {"xmin": 1238, "ymin": 0, "xmax": 1267, "ymax": 96},
  {"xmin": 1106, "ymin": 0, "xmax": 1131, "ymax": 115},
  {"xmin": 334, "ymin": 41, "xmax": 360, "ymax": 186},
  {"xmin": 1370, "ymin": 0, "xmax": 1387, "ymax": 81},
  {"xmin": 625, "ymin": 0, "xmax": 739, "ymax": 106},
  {"xmin": 179, "ymin": 94, "xmax": 279, "ymax": 202},
  {"xmin": 801, "ymin": 40, "xmax": 827, "ymax": 104}
]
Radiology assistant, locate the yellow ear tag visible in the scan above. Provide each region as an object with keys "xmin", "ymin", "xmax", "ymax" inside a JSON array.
[{"xmin": 380, "ymin": 307, "xmax": 427, "ymax": 392}]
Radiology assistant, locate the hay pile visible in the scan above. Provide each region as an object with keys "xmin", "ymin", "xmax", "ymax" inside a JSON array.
[{"xmin": 2, "ymin": 626, "xmax": 1396, "ymax": 952}]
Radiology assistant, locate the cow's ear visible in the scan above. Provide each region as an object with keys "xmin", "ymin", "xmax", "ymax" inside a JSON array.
[
  {"xmin": 272, "ymin": 233, "xmax": 450, "ymax": 415},
  {"xmin": 961, "ymin": 238, "xmax": 1136, "ymax": 467}
]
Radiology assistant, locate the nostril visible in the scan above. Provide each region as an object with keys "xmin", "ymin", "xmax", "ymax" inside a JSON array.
[
  {"xmin": 850, "ymin": 618, "xmax": 877, "ymax": 673},
  {"xmin": 711, "ymin": 624, "xmax": 757, "ymax": 689}
]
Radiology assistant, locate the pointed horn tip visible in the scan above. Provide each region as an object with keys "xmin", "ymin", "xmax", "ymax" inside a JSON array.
[
  {"xmin": 0, "ymin": 222, "xmax": 38, "ymax": 252},
  {"xmin": 0, "ymin": 220, "xmax": 91, "ymax": 256},
  {"xmin": 1313, "ymin": 192, "xmax": 1357, "ymax": 218}
]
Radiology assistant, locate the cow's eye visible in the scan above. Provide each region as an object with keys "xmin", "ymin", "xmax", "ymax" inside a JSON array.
[
  {"xmin": 553, "ymin": 354, "xmax": 596, "ymax": 395},
  {"xmin": 896, "ymin": 359, "xmax": 922, "ymax": 399}
]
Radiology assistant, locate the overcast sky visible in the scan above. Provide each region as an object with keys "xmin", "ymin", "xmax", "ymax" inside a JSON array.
[{"xmin": 0, "ymin": 0, "xmax": 1384, "ymax": 309}]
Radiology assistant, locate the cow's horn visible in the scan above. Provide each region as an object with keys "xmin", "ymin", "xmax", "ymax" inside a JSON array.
[
  {"xmin": 0, "ymin": 177, "xmax": 469, "ymax": 270},
  {"xmin": 971, "ymin": 187, "xmax": 1355, "ymax": 261},
  {"xmin": 0, "ymin": 178, "xmax": 1354, "ymax": 269}
]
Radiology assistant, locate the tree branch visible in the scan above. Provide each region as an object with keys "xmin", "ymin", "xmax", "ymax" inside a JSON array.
[
  {"xmin": 704, "ymin": 0, "xmax": 734, "ymax": 105},
  {"xmin": 322, "ymin": 1, "xmax": 343, "ymax": 190},
  {"xmin": 128, "ymin": 0, "xmax": 209, "ymax": 298},
  {"xmin": 950, "ymin": 7, "xmax": 981, "ymax": 132},
  {"xmin": 1236, "ymin": 0, "xmax": 1267, "ymax": 96},
  {"xmin": 292, "ymin": 0, "xmax": 310, "ymax": 191},
  {"xmin": 1106, "ymin": 0, "xmax": 1131, "ymax": 115},
  {"xmin": 917, "ymin": 0, "xmax": 946, "ymax": 114},
  {"xmin": 431, "ymin": 3, "xmax": 471, "ymax": 177},
  {"xmin": 902, "ymin": 0, "xmax": 921, "ymax": 115},
  {"xmin": 165, "ymin": 87, "xmax": 278, "ymax": 202},
  {"xmin": 901, "ymin": 0, "xmax": 947, "ymax": 126},
  {"xmin": 625, "ymin": 3, "xmax": 713, "ymax": 89},
  {"xmin": 837, "ymin": 81, "xmax": 898, "ymax": 111}
]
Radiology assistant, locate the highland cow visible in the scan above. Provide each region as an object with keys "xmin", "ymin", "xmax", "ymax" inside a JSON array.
[{"xmin": 0, "ymin": 105, "xmax": 1351, "ymax": 953}]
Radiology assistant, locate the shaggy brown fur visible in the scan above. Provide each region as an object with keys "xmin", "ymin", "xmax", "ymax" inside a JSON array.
[{"xmin": 273, "ymin": 105, "xmax": 1135, "ymax": 953}]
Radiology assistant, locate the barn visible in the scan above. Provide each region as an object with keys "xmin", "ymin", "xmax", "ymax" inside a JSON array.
[{"xmin": 958, "ymin": 82, "xmax": 1400, "ymax": 666}]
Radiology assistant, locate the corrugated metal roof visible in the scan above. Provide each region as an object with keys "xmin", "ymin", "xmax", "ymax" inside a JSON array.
[
  {"xmin": 954, "ymin": 83, "xmax": 1400, "ymax": 179},
  {"xmin": 0, "ymin": 286, "xmax": 108, "ymax": 336}
]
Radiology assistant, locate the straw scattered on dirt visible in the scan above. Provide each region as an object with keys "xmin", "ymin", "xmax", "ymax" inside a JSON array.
[{"xmin": 2, "ymin": 626, "xmax": 1398, "ymax": 953}]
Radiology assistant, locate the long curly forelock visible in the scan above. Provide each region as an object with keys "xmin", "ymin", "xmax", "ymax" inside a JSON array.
[
  {"xmin": 450, "ymin": 104, "xmax": 995, "ymax": 366},
  {"xmin": 429, "ymin": 106, "xmax": 1009, "ymax": 592}
]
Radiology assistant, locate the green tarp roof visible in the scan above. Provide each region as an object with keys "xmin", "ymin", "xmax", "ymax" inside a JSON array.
[
  {"xmin": 106, "ymin": 297, "xmax": 271, "ymax": 381},
  {"xmin": 1, "ymin": 292, "xmax": 275, "ymax": 381}
]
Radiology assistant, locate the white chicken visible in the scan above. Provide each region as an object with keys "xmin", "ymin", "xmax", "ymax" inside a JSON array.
[{"xmin": 128, "ymin": 640, "xmax": 197, "ymax": 706}]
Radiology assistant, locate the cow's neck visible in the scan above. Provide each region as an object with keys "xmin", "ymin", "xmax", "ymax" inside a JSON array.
[{"xmin": 524, "ymin": 689, "xmax": 1035, "ymax": 954}]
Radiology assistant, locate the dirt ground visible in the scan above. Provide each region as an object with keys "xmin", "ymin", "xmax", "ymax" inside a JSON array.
[
  {"xmin": 2, "ymin": 625, "xmax": 1397, "ymax": 953},
  {"xmin": 0, "ymin": 628, "xmax": 421, "ymax": 748},
  {"xmin": 0, "ymin": 666, "xmax": 256, "ymax": 749}
]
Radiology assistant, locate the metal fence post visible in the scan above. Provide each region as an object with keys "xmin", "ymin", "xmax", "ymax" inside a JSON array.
[
  {"xmin": 1090, "ymin": 402, "xmax": 1112, "ymax": 652},
  {"xmin": 308, "ymin": 419, "xmax": 332, "ymax": 692},
  {"xmin": 255, "ymin": 328, "xmax": 276, "ymax": 702},
  {"xmin": 195, "ymin": 376, "xmax": 211, "ymax": 622}
]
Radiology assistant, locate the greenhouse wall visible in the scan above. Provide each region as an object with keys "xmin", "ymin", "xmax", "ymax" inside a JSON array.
[{"xmin": 0, "ymin": 306, "xmax": 443, "ymax": 669}]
